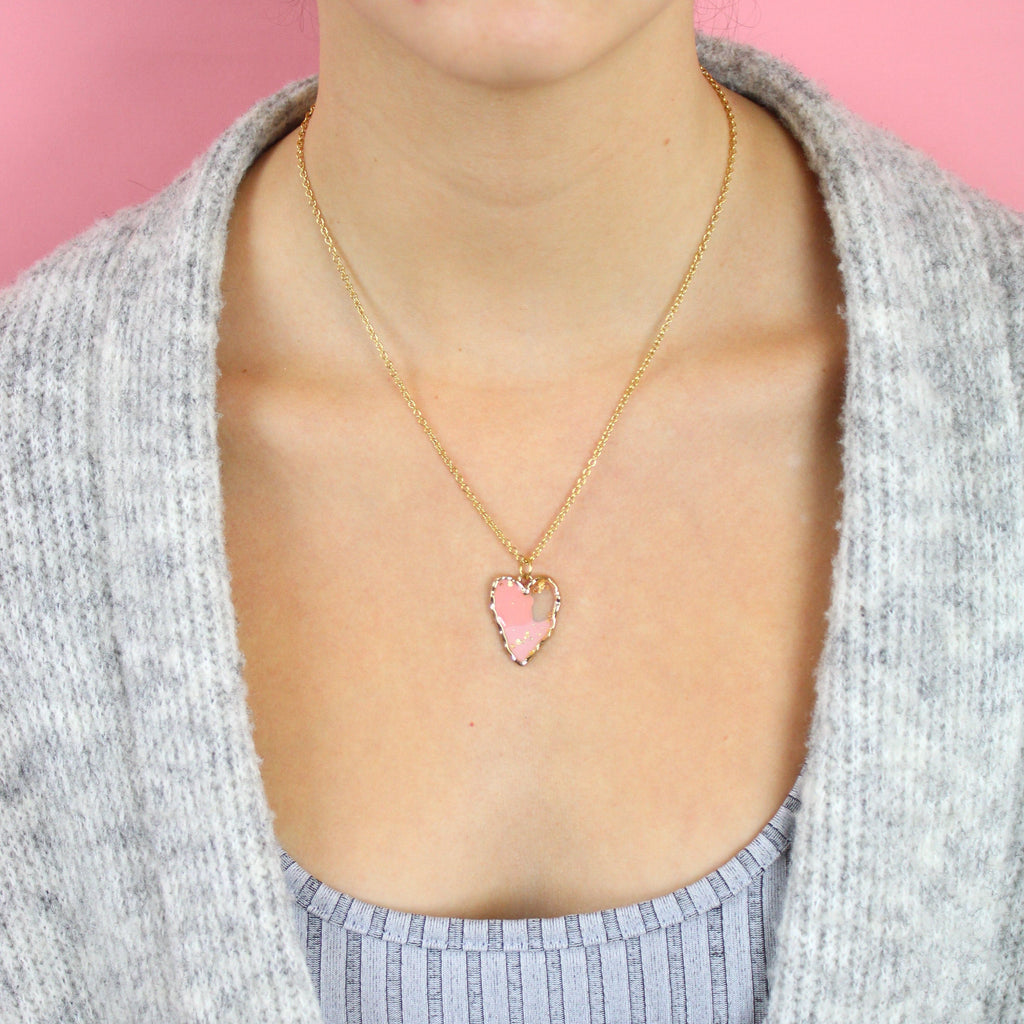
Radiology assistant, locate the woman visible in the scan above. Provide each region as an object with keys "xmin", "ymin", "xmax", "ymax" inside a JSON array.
[{"xmin": 1, "ymin": 2, "xmax": 1021, "ymax": 1022}]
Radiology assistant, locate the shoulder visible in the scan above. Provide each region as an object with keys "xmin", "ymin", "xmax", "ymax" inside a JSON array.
[
  {"xmin": 698, "ymin": 33, "xmax": 1023, "ymax": 243},
  {"xmin": 0, "ymin": 184, "xmax": 183, "ymax": 381},
  {"xmin": 700, "ymin": 34, "xmax": 1024, "ymax": 392},
  {"xmin": 0, "ymin": 74, "xmax": 318, "ymax": 370},
  {"xmin": 699, "ymin": 33, "xmax": 1024, "ymax": 245},
  {"xmin": 0, "ymin": 74, "xmax": 319, "ymax": 467}
]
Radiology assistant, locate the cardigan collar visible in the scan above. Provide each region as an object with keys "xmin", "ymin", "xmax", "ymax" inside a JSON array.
[{"xmin": 98, "ymin": 34, "xmax": 1024, "ymax": 1022}]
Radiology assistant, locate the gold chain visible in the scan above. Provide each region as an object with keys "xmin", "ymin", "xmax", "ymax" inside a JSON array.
[{"xmin": 296, "ymin": 68, "xmax": 736, "ymax": 580}]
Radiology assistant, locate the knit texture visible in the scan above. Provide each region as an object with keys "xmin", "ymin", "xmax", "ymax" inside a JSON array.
[
  {"xmin": 2, "ymin": 35, "xmax": 1023, "ymax": 1024},
  {"xmin": 277, "ymin": 770, "xmax": 803, "ymax": 1024}
]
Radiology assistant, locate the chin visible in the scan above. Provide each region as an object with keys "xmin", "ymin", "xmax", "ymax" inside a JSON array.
[{"xmin": 332, "ymin": 0, "xmax": 686, "ymax": 89}]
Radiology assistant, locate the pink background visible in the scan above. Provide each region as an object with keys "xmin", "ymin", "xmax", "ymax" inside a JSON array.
[{"xmin": 2, "ymin": 1, "xmax": 1022, "ymax": 287}]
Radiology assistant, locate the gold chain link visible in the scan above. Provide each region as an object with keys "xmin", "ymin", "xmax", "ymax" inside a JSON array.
[{"xmin": 296, "ymin": 68, "xmax": 736, "ymax": 579}]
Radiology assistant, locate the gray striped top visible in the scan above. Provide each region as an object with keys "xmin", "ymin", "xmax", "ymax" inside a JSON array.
[{"xmin": 277, "ymin": 766, "xmax": 804, "ymax": 1023}]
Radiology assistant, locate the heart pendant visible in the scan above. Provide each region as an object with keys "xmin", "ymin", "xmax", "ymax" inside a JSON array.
[{"xmin": 489, "ymin": 575, "xmax": 561, "ymax": 666}]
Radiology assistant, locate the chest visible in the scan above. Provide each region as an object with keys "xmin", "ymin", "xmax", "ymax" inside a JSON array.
[{"xmin": 215, "ymin": 319, "xmax": 844, "ymax": 920}]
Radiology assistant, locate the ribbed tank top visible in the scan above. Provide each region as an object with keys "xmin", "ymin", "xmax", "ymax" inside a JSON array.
[{"xmin": 278, "ymin": 766, "xmax": 804, "ymax": 1024}]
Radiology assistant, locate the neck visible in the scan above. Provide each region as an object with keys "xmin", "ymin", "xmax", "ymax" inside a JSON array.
[{"xmin": 302, "ymin": 3, "xmax": 730, "ymax": 384}]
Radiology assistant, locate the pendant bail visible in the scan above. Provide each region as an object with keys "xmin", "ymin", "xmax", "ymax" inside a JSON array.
[{"xmin": 518, "ymin": 557, "xmax": 533, "ymax": 582}]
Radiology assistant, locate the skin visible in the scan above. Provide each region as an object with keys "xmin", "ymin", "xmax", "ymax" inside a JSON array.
[{"xmin": 216, "ymin": 0, "xmax": 846, "ymax": 918}]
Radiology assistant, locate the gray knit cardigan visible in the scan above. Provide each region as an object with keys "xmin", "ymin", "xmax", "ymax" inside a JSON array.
[{"xmin": 2, "ymin": 34, "xmax": 1023, "ymax": 1024}]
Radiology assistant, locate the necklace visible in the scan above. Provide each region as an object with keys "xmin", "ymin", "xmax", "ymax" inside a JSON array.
[{"xmin": 296, "ymin": 68, "xmax": 736, "ymax": 666}]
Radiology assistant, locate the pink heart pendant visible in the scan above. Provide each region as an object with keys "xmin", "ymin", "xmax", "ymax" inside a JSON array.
[{"xmin": 489, "ymin": 575, "xmax": 561, "ymax": 666}]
